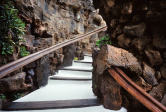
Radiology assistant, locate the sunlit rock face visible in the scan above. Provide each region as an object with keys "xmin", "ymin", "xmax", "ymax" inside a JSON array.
[{"xmin": 93, "ymin": 0, "xmax": 166, "ymax": 111}]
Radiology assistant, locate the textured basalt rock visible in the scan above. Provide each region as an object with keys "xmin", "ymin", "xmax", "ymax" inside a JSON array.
[
  {"xmin": 60, "ymin": 44, "xmax": 76, "ymax": 67},
  {"xmin": 131, "ymin": 36, "xmax": 150, "ymax": 53},
  {"xmin": 92, "ymin": 50, "xmax": 122, "ymax": 110},
  {"xmin": 145, "ymin": 48, "xmax": 163, "ymax": 66},
  {"xmin": 117, "ymin": 34, "xmax": 131, "ymax": 48},
  {"xmin": 99, "ymin": 71, "xmax": 122, "ymax": 110},
  {"xmin": 0, "ymin": 97, "xmax": 2, "ymax": 110},
  {"xmin": 93, "ymin": 0, "xmax": 166, "ymax": 111},
  {"xmin": 149, "ymin": 80, "xmax": 166, "ymax": 102},
  {"xmin": 0, "ymin": 72, "xmax": 28, "ymax": 93},
  {"xmin": 131, "ymin": 75, "xmax": 152, "ymax": 92},
  {"xmin": 92, "ymin": 45, "xmax": 142, "ymax": 110},
  {"xmin": 160, "ymin": 64, "xmax": 166, "ymax": 79},
  {"xmin": 123, "ymin": 22, "xmax": 146, "ymax": 37},
  {"xmin": 95, "ymin": 45, "xmax": 142, "ymax": 76},
  {"xmin": 153, "ymin": 30, "xmax": 166, "ymax": 49},
  {"xmin": 36, "ymin": 55, "xmax": 50, "ymax": 87},
  {"xmin": 143, "ymin": 63, "xmax": 158, "ymax": 86},
  {"xmin": 161, "ymin": 94, "xmax": 166, "ymax": 106},
  {"xmin": 0, "ymin": 0, "xmax": 106, "ymax": 93}
]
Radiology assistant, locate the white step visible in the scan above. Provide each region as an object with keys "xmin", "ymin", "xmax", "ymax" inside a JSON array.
[
  {"xmin": 50, "ymin": 70, "xmax": 92, "ymax": 79},
  {"xmin": 55, "ymin": 70, "xmax": 92, "ymax": 76},
  {"xmin": 65, "ymin": 61, "xmax": 92, "ymax": 69},
  {"xmin": 2, "ymin": 55, "xmax": 127, "ymax": 112},
  {"xmin": 15, "ymin": 80, "xmax": 96, "ymax": 102},
  {"xmin": 83, "ymin": 56, "xmax": 92, "ymax": 62}
]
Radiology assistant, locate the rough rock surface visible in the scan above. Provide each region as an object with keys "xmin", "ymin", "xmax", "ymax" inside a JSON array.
[
  {"xmin": 92, "ymin": 45, "xmax": 142, "ymax": 110},
  {"xmin": 145, "ymin": 48, "xmax": 163, "ymax": 66},
  {"xmin": 0, "ymin": 0, "xmax": 106, "ymax": 95},
  {"xmin": 117, "ymin": 34, "xmax": 131, "ymax": 48},
  {"xmin": 0, "ymin": 72, "xmax": 27, "ymax": 93},
  {"xmin": 131, "ymin": 36, "xmax": 150, "ymax": 53},
  {"xmin": 160, "ymin": 64, "xmax": 166, "ymax": 79},
  {"xmin": 36, "ymin": 55, "xmax": 50, "ymax": 87},
  {"xmin": 99, "ymin": 71, "xmax": 122, "ymax": 110},
  {"xmin": 96, "ymin": 45, "xmax": 142, "ymax": 76},
  {"xmin": 92, "ymin": 51, "xmax": 122, "ymax": 110},
  {"xmin": 60, "ymin": 44, "xmax": 76, "ymax": 67},
  {"xmin": 153, "ymin": 30, "xmax": 166, "ymax": 49},
  {"xmin": 149, "ymin": 80, "xmax": 166, "ymax": 102},
  {"xmin": 131, "ymin": 75, "xmax": 152, "ymax": 91},
  {"xmin": 143, "ymin": 63, "xmax": 158, "ymax": 86},
  {"xmin": 161, "ymin": 94, "xmax": 166, "ymax": 106},
  {"xmin": 123, "ymin": 22, "xmax": 146, "ymax": 37},
  {"xmin": 0, "ymin": 98, "xmax": 2, "ymax": 110},
  {"xmin": 93, "ymin": 0, "xmax": 166, "ymax": 111}
]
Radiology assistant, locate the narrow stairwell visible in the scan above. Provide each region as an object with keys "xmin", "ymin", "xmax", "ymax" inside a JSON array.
[{"xmin": 2, "ymin": 55, "xmax": 127, "ymax": 112}]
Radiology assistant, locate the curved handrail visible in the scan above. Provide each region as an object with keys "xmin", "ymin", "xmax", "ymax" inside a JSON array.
[
  {"xmin": 0, "ymin": 26, "xmax": 107, "ymax": 78},
  {"xmin": 108, "ymin": 67, "xmax": 166, "ymax": 112}
]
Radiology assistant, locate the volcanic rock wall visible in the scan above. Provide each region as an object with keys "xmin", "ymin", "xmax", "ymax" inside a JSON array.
[
  {"xmin": 93, "ymin": 0, "xmax": 166, "ymax": 111},
  {"xmin": 0, "ymin": 0, "xmax": 106, "ymax": 94}
]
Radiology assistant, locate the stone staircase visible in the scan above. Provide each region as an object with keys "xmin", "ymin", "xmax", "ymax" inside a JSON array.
[{"xmin": 2, "ymin": 55, "xmax": 127, "ymax": 112}]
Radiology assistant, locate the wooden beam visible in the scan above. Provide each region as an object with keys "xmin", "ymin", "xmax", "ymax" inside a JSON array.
[{"xmin": 2, "ymin": 99, "xmax": 100, "ymax": 111}]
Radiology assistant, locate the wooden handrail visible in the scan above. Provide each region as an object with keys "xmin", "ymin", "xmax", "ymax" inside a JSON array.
[
  {"xmin": 108, "ymin": 67, "xmax": 166, "ymax": 112},
  {"xmin": 0, "ymin": 26, "xmax": 107, "ymax": 79}
]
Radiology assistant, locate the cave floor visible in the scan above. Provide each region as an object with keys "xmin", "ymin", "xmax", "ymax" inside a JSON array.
[{"xmin": 2, "ymin": 56, "xmax": 127, "ymax": 112}]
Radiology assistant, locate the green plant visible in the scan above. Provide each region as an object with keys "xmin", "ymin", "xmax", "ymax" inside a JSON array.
[
  {"xmin": 0, "ymin": 94, "xmax": 6, "ymax": 101},
  {"xmin": 96, "ymin": 35, "xmax": 111, "ymax": 48},
  {"xmin": 0, "ymin": 0, "xmax": 28, "ymax": 57},
  {"xmin": 19, "ymin": 46, "xmax": 29, "ymax": 57},
  {"xmin": 94, "ymin": 84, "xmax": 97, "ymax": 88},
  {"xmin": 74, "ymin": 57, "xmax": 78, "ymax": 60},
  {"xmin": 13, "ymin": 93, "xmax": 24, "ymax": 99}
]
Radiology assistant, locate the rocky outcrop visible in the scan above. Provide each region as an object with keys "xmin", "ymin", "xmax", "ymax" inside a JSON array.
[
  {"xmin": 123, "ymin": 22, "xmax": 146, "ymax": 37},
  {"xmin": 117, "ymin": 34, "xmax": 131, "ymax": 48},
  {"xmin": 149, "ymin": 80, "xmax": 166, "ymax": 102},
  {"xmin": 92, "ymin": 45, "xmax": 142, "ymax": 110},
  {"xmin": 93, "ymin": 0, "xmax": 166, "ymax": 111},
  {"xmin": 36, "ymin": 55, "xmax": 50, "ymax": 87},
  {"xmin": 0, "ymin": 98, "xmax": 2, "ymax": 110},
  {"xmin": 161, "ymin": 94, "xmax": 166, "ymax": 106},
  {"xmin": 15, "ymin": 0, "xmax": 105, "ymax": 75},
  {"xmin": 60, "ymin": 44, "xmax": 76, "ymax": 67},
  {"xmin": 145, "ymin": 48, "xmax": 163, "ymax": 66},
  {"xmin": 131, "ymin": 36, "xmax": 150, "ymax": 53},
  {"xmin": 143, "ymin": 63, "xmax": 158, "ymax": 86},
  {"xmin": 92, "ymin": 45, "xmax": 165, "ymax": 111},
  {"xmin": 131, "ymin": 75, "xmax": 152, "ymax": 92},
  {"xmin": 160, "ymin": 64, "xmax": 166, "ymax": 79},
  {"xmin": 0, "ymin": 72, "xmax": 29, "ymax": 93},
  {"xmin": 95, "ymin": 45, "xmax": 142, "ymax": 76},
  {"xmin": 99, "ymin": 71, "xmax": 122, "ymax": 110},
  {"xmin": 0, "ymin": 0, "xmax": 106, "ymax": 96}
]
